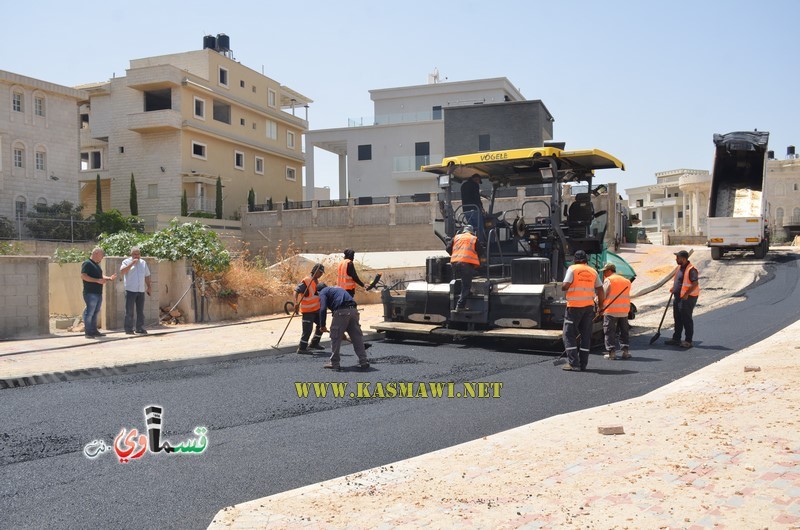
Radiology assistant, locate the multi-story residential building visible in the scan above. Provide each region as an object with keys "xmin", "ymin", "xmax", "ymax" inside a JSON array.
[
  {"xmin": 625, "ymin": 169, "xmax": 711, "ymax": 244},
  {"xmin": 78, "ymin": 36, "xmax": 311, "ymax": 221},
  {"xmin": 0, "ymin": 70, "xmax": 86, "ymax": 230},
  {"xmin": 766, "ymin": 150, "xmax": 800, "ymax": 240},
  {"xmin": 305, "ymin": 77, "xmax": 554, "ymax": 200}
]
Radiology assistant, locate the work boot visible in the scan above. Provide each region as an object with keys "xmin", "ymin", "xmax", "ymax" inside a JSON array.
[
  {"xmin": 621, "ymin": 348, "xmax": 631, "ymax": 359},
  {"xmin": 296, "ymin": 347, "xmax": 312, "ymax": 355},
  {"xmin": 561, "ymin": 364, "xmax": 581, "ymax": 371},
  {"xmin": 664, "ymin": 338, "xmax": 681, "ymax": 346},
  {"xmin": 603, "ymin": 350, "xmax": 616, "ymax": 360},
  {"xmin": 359, "ymin": 361, "xmax": 370, "ymax": 370},
  {"xmin": 323, "ymin": 362, "xmax": 342, "ymax": 371},
  {"xmin": 308, "ymin": 338, "xmax": 325, "ymax": 350},
  {"xmin": 680, "ymin": 341, "xmax": 693, "ymax": 349},
  {"xmin": 363, "ymin": 342, "xmax": 373, "ymax": 350}
]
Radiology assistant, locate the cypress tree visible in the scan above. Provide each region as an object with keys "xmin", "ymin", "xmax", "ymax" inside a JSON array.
[
  {"xmin": 215, "ymin": 176, "xmax": 223, "ymax": 219},
  {"xmin": 181, "ymin": 189, "xmax": 188, "ymax": 217},
  {"xmin": 247, "ymin": 188, "xmax": 255, "ymax": 212},
  {"xmin": 129, "ymin": 173, "xmax": 138, "ymax": 216},
  {"xmin": 95, "ymin": 174, "xmax": 102, "ymax": 213}
]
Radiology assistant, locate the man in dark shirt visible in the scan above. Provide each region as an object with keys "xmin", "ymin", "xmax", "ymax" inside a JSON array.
[
  {"xmin": 665, "ymin": 250, "xmax": 700, "ymax": 348},
  {"xmin": 80, "ymin": 247, "xmax": 117, "ymax": 338},
  {"xmin": 460, "ymin": 173, "xmax": 486, "ymax": 241},
  {"xmin": 317, "ymin": 286, "xmax": 370, "ymax": 371}
]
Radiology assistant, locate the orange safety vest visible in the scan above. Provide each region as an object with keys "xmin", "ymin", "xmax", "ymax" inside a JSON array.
[
  {"xmin": 451, "ymin": 233, "xmax": 479, "ymax": 266},
  {"xmin": 677, "ymin": 263, "xmax": 700, "ymax": 298},
  {"xmin": 337, "ymin": 259, "xmax": 356, "ymax": 290},
  {"xmin": 299, "ymin": 276, "xmax": 320, "ymax": 313},
  {"xmin": 566, "ymin": 263, "xmax": 598, "ymax": 308},
  {"xmin": 603, "ymin": 273, "xmax": 631, "ymax": 317}
]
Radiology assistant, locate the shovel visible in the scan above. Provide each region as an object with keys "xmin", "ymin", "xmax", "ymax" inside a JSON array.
[{"xmin": 649, "ymin": 292, "xmax": 674, "ymax": 345}]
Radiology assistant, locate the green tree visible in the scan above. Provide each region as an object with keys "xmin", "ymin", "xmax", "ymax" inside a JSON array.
[
  {"xmin": 284, "ymin": 196, "xmax": 289, "ymax": 210},
  {"xmin": 0, "ymin": 216, "xmax": 14, "ymax": 238},
  {"xmin": 247, "ymin": 188, "xmax": 255, "ymax": 212},
  {"xmin": 95, "ymin": 209, "xmax": 144, "ymax": 235},
  {"xmin": 129, "ymin": 173, "xmax": 138, "ymax": 216},
  {"xmin": 95, "ymin": 174, "xmax": 102, "ymax": 213},
  {"xmin": 181, "ymin": 189, "xmax": 188, "ymax": 217},
  {"xmin": 24, "ymin": 201, "xmax": 97, "ymax": 241},
  {"xmin": 215, "ymin": 176, "xmax": 223, "ymax": 219}
]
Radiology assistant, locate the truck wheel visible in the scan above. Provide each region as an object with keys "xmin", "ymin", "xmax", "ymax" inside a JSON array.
[
  {"xmin": 711, "ymin": 247, "xmax": 722, "ymax": 260},
  {"xmin": 754, "ymin": 241, "xmax": 766, "ymax": 259}
]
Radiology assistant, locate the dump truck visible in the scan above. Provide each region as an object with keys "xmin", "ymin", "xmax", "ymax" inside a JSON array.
[
  {"xmin": 707, "ymin": 131, "xmax": 770, "ymax": 260},
  {"xmin": 372, "ymin": 145, "xmax": 636, "ymax": 348}
]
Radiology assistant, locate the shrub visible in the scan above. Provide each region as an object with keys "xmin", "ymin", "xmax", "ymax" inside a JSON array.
[
  {"xmin": 0, "ymin": 216, "xmax": 15, "ymax": 239},
  {"xmin": 24, "ymin": 201, "xmax": 97, "ymax": 241},
  {"xmin": 188, "ymin": 211, "xmax": 216, "ymax": 219},
  {"xmin": 94, "ymin": 209, "xmax": 144, "ymax": 235},
  {"xmin": 53, "ymin": 247, "xmax": 90, "ymax": 263},
  {"xmin": 0, "ymin": 241, "xmax": 24, "ymax": 255},
  {"xmin": 98, "ymin": 231, "xmax": 148, "ymax": 257},
  {"xmin": 145, "ymin": 219, "xmax": 230, "ymax": 273}
]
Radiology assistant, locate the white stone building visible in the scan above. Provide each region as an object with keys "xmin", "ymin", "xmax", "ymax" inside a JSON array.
[
  {"xmin": 625, "ymin": 169, "xmax": 711, "ymax": 244},
  {"xmin": 765, "ymin": 154, "xmax": 800, "ymax": 240},
  {"xmin": 304, "ymin": 77, "xmax": 526, "ymax": 200},
  {"xmin": 0, "ymin": 70, "xmax": 86, "ymax": 230}
]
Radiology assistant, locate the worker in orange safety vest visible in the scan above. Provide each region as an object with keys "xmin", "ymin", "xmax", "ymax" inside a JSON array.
[
  {"xmin": 665, "ymin": 249, "xmax": 700, "ymax": 349},
  {"xmin": 600, "ymin": 262, "xmax": 632, "ymax": 360},
  {"xmin": 336, "ymin": 249, "xmax": 365, "ymax": 296},
  {"xmin": 561, "ymin": 250, "xmax": 604, "ymax": 371},
  {"xmin": 294, "ymin": 263, "xmax": 325, "ymax": 354},
  {"xmin": 449, "ymin": 225, "xmax": 482, "ymax": 310}
]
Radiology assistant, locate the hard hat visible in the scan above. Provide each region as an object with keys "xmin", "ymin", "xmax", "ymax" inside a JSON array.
[{"xmin": 462, "ymin": 225, "xmax": 474, "ymax": 234}]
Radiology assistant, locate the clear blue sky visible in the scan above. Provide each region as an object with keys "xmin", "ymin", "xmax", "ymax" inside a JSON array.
[{"xmin": 5, "ymin": 0, "xmax": 798, "ymax": 198}]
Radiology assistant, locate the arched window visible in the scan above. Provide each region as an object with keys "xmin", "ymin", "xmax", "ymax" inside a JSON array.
[
  {"xmin": 776, "ymin": 207, "xmax": 784, "ymax": 226},
  {"xmin": 15, "ymin": 196, "xmax": 27, "ymax": 220},
  {"xmin": 793, "ymin": 207, "xmax": 800, "ymax": 223},
  {"xmin": 36, "ymin": 197, "xmax": 48, "ymax": 208}
]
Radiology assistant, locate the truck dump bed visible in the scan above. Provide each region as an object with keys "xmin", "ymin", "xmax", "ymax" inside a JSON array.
[{"xmin": 708, "ymin": 131, "xmax": 769, "ymax": 218}]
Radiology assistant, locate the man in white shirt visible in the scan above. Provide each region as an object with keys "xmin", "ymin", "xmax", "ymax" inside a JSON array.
[{"xmin": 119, "ymin": 246, "xmax": 152, "ymax": 335}]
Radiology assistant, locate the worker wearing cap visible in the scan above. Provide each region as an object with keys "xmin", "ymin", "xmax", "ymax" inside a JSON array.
[
  {"xmin": 337, "ymin": 249, "xmax": 365, "ymax": 296},
  {"xmin": 294, "ymin": 263, "xmax": 326, "ymax": 354},
  {"xmin": 600, "ymin": 262, "xmax": 632, "ymax": 360},
  {"xmin": 449, "ymin": 224, "xmax": 481, "ymax": 310},
  {"xmin": 561, "ymin": 250, "xmax": 604, "ymax": 371},
  {"xmin": 461, "ymin": 173, "xmax": 487, "ymax": 242},
  {"xmin": 665, "ymin": 250, "xmax": 700, "ymax": 349},
  {"xmin": 318, "ymin": 286, "xmax": 370, "ymax": 371}
]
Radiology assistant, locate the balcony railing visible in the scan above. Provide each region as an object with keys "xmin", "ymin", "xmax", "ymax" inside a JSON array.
[
  {"xmin": 187, "ymin": 197, "xmax": 214, "ymax": 213},
  {"xmin": 348, "ymin": 110, "xmax": 441, "ymax": 127}
]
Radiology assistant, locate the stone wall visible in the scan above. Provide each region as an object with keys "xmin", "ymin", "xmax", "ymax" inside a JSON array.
[{"xmin": 0, "ymin": 256, "xmax": 49, "ymax": 338}]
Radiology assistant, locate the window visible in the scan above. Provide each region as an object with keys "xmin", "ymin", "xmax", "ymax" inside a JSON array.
[
  {"xmin": 240, "ymin": 118, "xmax": 246, "ymax": 126},
  {"xmin": 255, "ymin": 156, "xmax": 264, "ymax": 175},
  {"xmin": 636, "ymin": 199, "xmax": 644, "ymax": 207},
  {"xmin": 479, "ymin": 134, "xmax": 490, "ymax": 151},
  {"xmin": 194, "ymin": 97, "xmax": 206, "ymax": 119},
  {"xmin": 144, "ymin": 89, "xmax": 171, "ymax": 111},
  {"xmin": 119, "ymin": 146, "xmax": 125, "ymax": 154},
  {"xmin": 795, "ymin": 183, "xmax": 799, "ymax": 191},
  {"xmin": 15, "ymin": 197, "xmax": 27, "ymax": 220},
  {"xmin": 252, "ymin": 86, "xmax": 256, "ymax": 93},
  {"xmin": 432, "ymin": 105, "xmax": 443, "ymax": 120},
  {"xmin": 415, "ymin": 142, "xmax": 430, "ymax": 168},
  {"xmin": 239, "ymin": 80, "xmax": 245, "ymax": 88},
  {"xmin": 287, "ymin": 131, "xmax": 295, "ymax": 149},
  {"xmin": 358, "ymin": 144, "xmax": 372, "ymax": 161},
  {"xmin": 252, "ymin": 122, "xmax": 256, "ymax": 130},
  {"xmin": 36, "ymin": 197, "xmax": 47, "ymax": 207},
  {"xmin": 678, "ymin": 211, "xmax": 683, "ymax": 219},
  {"xmin": 776, "ymin": 207, "xmax": 784, "ymax": 226},
  {"xmin": 266, "ymin": 120, "xmax": 277, "ymax": 140},
  {"xmin": 268, "ymin": 89, "xmax": 276, "ymax": 107},
  {"xmin": 286, "ymin": 167, "xmax": 296, "ymax": 181},
  {"xmin": 147, "ymin": 184, "xmax": 158, "ymax": 199},
  {"xmin": 35, "ymin": 151, "xmax": 46, "ymax": 171},
  {"xmin": 35, "ymin": 96, "xmax": 45, "ymax": 117},
  {"xmin": 652, "ymin": 211, "xmax": 657, "ymax": 220},
  {"xmin": 80, "ymin": 113, "xmax": 89, "ymax": 129},
  {"xmin": 234, "ymin": 150, "xmax": 245, "ymax": 170},
  {"xmin": 218, "ymin": 67, "xmax": 229, "ymax": 87},
  {"xmin": 794, "ymin": 207, "xmax": 800, "ymax": 221},
  {"xmin": 14, "ymin": 147, "xmax": 25, "ymax": 168},
  {"xmin": 12, "ymin": 92, "xmax": 23, "ymax": 113},
  {"xmin": 192, "ymin": 141, "xmax": 207, "ymax": 159},
  {"xmin": 213, "ymin": 100, "xmax": 231, "ymax": 124},
  {"xmin": 81, "ymin": 150, "xmax": 102, "ymax": 170}
]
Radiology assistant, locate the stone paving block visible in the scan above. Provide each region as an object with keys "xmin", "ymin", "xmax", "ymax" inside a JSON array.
[{"xmin": 598, "ymin": 425, "xmax": 625, "ymax": 435}]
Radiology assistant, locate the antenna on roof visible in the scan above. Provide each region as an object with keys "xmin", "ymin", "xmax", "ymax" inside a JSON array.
[{"xmin": 428, "ymin": 67, "xmax": 440, "ymax": 84}]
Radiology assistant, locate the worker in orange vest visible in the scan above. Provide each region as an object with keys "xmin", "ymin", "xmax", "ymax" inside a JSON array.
[
  {"xmin": 561, "ymin": 250, "xmax": 604, "ymax": 371},
  {"xmin": 665, "ymin": 250, "xmax": 700, "ymax": 349},
  {"xmin": 449, "ymin": 225, "xmax": 482, "ymax": 310},
  {"xmin": 600, "ymin": 262, "xmax": 632, "ymax": 360},
  {"xmin": 337, "ymin": 249, "xmax": 365, "ymax": 296},
  {"xmin": 294, "ymin": 263, "xmax": 325, "ymax": 354}
]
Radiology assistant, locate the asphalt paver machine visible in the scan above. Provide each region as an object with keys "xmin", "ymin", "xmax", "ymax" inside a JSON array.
[{"xmin": 373, "ymin": 146, "xmax": 634, "ymax": 348}]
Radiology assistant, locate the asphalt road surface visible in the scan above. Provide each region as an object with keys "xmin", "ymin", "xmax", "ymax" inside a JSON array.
[{"xmin": 1, "ymin": 251, "xmax": 798, "ymax": 529}]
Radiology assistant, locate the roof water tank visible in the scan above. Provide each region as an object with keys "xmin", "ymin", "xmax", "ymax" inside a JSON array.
[
  {"xmin": 216, "ymin": 33, "xmax": 230, "ymax": 52},
  {"xmin": 789, "ymin": 145, "xmax": 796, "ymax": 158},
  {"xmin": 203, "ymin": 35, "xmax": 216, "ymax": 50}
]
